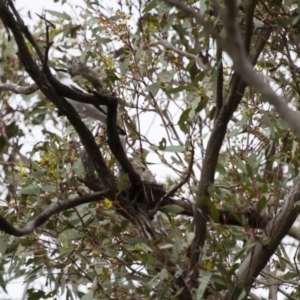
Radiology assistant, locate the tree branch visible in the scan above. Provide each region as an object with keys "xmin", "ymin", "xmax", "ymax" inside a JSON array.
[
  {"xmin": 105, "ymin": 97, "xmax": 142, "ymax": 188},
  {"xmin": 153, "ymin": 33, "xmax": 206, "ymax": 70},
  {"xmin": 68, "ymin": 60, "xmax": 109, "ymax": 93},
  {"xmin": 0, "ymin": 82, "xmax": 38, "ymax": 94},
  {"xmin": 47, "ymin": 63, "xmax": 142, "ymax": 189},
  {"xmin": 215, "ymin": 46, "xmax": 223, "ymax": 119},
  {"xmin": 0, "ymin": 191, "xmax": 108, "ymax": 236},
  {"xmin": 243, "ymin": 0, "xmax": 258, "ymax": 54}
]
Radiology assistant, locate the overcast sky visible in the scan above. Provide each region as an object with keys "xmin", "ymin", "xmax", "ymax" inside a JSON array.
[{"xmin": 15, "ymin": 0, "xmax": 80, "ymax": 18}]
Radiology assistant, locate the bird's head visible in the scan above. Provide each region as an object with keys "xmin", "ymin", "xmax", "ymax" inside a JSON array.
[{"xmin": 53, "ymin": 68, "xmax": 71, "ymax": 80}]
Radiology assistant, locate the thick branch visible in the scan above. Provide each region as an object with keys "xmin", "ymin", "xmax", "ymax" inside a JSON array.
[
  {"xmin": 0, "ymin": 82, "xmax": 38, "ymax": 94},
  {"xmin": 243, "ymin": 0, "xmax": 258, "ymax": 54},
  {"xmin": 0, "ymin": 191, "xmax": 108, "ymax": 236},
  {"xmin": 165, "ymin": 198, "xmax": 271, "ymax": 228},
  {"xmin": 106, "ymin": 99, "xmax": 142, "ymax": 187},
  {"xmin": 215, "ymin": 46, "xmax": 223, "ymax": 119},
  {"xmin": 64, "ymin": 62, "xmax": 142, "ymax": 188},
  {"xmin": 68, "ymin": 61, "xmax": 108, "ymax": 92}
]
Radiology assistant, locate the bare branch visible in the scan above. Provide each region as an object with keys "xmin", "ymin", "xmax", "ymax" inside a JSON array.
[
  {"xmin": 0, "ymin": 191, "xmax": 108, "ymax": 236},
  {"xmin": 67, "ymin": 60, "xmax": 109, "ymax": 93},
  {"xmin": 35, "ymin": 13, "xmax": 56, "ymax": 29},
  {"xmin": 0, "ymin": 82, "xmax": 38, "ymax": 94},
  {"xmin": 263, "ymin": 264, "xmax": 278, "ymax": 300},
  {"xmin": 243, "ymin": 0, "xmax": 259, "ymax": 54},
  {"xmin": 278, "ymin": 288, "xmax": 298, "ymax": 300},
  {"xmin": 248, "ymin": 292, "xmax": 262, "ymax": 300},
  {"xmin": 215, "ymin": 46, "xmax": 223, "ymax": 119},
  {"xmin": 153, "ymin": 33, "xmax": 206, "ymax": 70}
]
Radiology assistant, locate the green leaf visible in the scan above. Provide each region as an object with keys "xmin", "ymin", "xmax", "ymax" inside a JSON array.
[
  {"xmin": 46, "ymin": 10, "xmax": 70, "ymax": 19},
  {"xmin": 105, "ymin": 69, "xmax": 119, "ymax": 82},
  {"xmin": 194, "ymin": 98, "xmax": 207, "ymax": 113},
  {"xmin": 178, "ymin": 108, "xmax": 191, "ymax": 133},
  {"xmin": 159, "ymin": 243, "xmax": 173, "ymax": 249},
  {"xmin": 143, "ymin": 0, "xmax": 158, "ymax": 13},
  {"xmin": 157, "ymin": 70, "xmax": 175, "ymax": 82},
  {"xmin": 245, "ymin": 163, "xmax": 253, "ymax": 176},
  {"xmin": 5, "ymin": 238, "xmax": 20, "ymax": 253},
  {"xmin": 168, "ymin": 85, "xmax": 198, "ymax": 94},
  {"xmin": 237, "ymin": 290, "xmax": 247, "ymax": 300},
  {"xmin": 227, "ymin": 128, "xmax": 240, "ymax": 138},
  {"xmin": 164, "ymin": 145, "xmax": 185, "ymax": 153},
  {"xmin": 234, "ymin": 156, "xmax": 247, "ymax": 173},
  {"xmin": 119, "ymin": 59, "xmax": 129, "ymax": 76},
  {"xmin": 27, "ymin": 289, "xmax": 45, "ymax": 300},
  {"xmin": 160, "ymin": 204, "xmax": 185, "ymax": 214},
  {"xmin": 161, "ymin": 13, "xmax": 176, "ymax": 33},
  {"xmin": 96, "ymin": 37, "xmax": 112, "ymax": 45},
  {"xmin": 146, "ymin": 82, "xmax": 160, "ymax": 97},
  {"xmin": 210, "ymin": 202, "xmax": 219, "ymax": 222},
  {"xmin": 234, "ymin": 246, "xmax": 248, "ymax": 261},
  {"xmin": 41, "ymin": 185, "xmax": 56, "ymax": 193},
  {"xmin": 196, "ymin": 271, "xmax": 212, "ymax": 299},
  {"xmin": 257, "ymin": 196, "xmax": 267, "ymax": 214},
  {"xmin": 21, "ymin": 184, "xmax": 39, "ymax": 195},
  {"xmin": 118, "ymin": 173, "xmax": 129, "ymax": 190},
  {"xmin": 261, "ymin": 235, "xmax": 271, "ymax": 245},
  {"xmin": 0, "ymin": 235, "xmax": 9, "ymax": 253},
  {"xmin": 82, "ymin": 291, "xmax": 94, "ymax": 300}
]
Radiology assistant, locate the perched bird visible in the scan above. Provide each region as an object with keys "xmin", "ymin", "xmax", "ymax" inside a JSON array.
[{"xmin": 54, "ymin": 68, "xmax": 126, "ymax": 135}]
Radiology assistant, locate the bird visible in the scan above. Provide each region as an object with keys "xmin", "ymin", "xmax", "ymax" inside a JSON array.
[{"xmin": 53, "ymin": 68, "xmax": 126, "ymax": 135}]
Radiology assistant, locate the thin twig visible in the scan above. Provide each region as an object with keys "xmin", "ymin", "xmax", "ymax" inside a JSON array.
[
  {"xmin": 150, "ymin": 138, "xmax": 195, "ymax": 216},
  {"xmin": 153, "ymin": 33, "xmax": 206, "ymax": 70},
  {"xmin": 36, "ymin": 13, "xmax": 56, "ymax": 28}
]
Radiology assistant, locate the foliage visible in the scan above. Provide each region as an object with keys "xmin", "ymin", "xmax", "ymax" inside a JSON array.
[{"xmin": 0, "ymin": 0, "xmax": 300, "ymax": 299}]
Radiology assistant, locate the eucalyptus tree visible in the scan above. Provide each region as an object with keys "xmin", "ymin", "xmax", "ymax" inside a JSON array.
[{"xmin": 0, "ymin": 0, "xmax": 300, "ymax": 299}]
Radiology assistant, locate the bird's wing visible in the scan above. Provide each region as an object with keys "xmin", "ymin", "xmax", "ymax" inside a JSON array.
[
  {"xmin": 70, "ymin": 83, "xmax": 108, "ymax": 116},
  {"xmin": 93, "ymin": 104, "xmax": 107, "ymax": 115},
  {"xmin": 70, "ymin": 84, "xmax": 86, "ymax": 94}
]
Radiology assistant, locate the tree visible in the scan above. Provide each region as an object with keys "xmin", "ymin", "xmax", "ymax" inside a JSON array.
[{"xmin": 0, "ymin": 0, "xmax": 300, "ymax": 299}]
